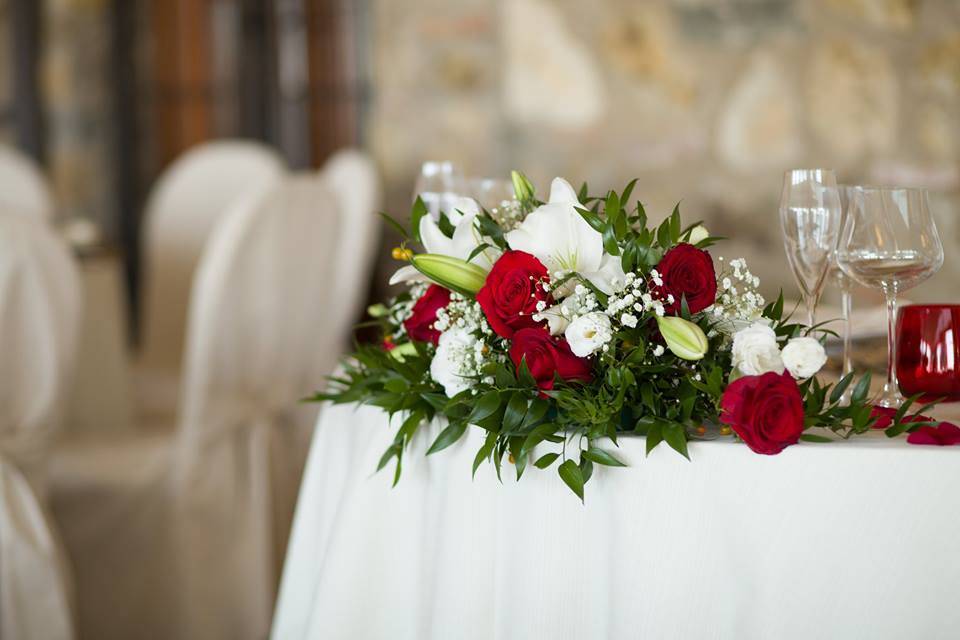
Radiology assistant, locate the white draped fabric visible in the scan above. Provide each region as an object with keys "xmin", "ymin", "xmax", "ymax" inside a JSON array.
[
  {"xmin": 0, "ymin": 144, "xmax": 55, "ymax": 221},
  {"xmin": 0, "ymin": 212, "xmax": 79, "ymax": 640},
  {"xmin": 175, "ymin": 174, "xmax": 344, "ymax": 640},
  {"xmin": 274, "ymin": 402, "xmax": 960, "ymax": 640},
  {"xmin": 139, "ymin": 140, "xmax": 285, "ymax": 411}
]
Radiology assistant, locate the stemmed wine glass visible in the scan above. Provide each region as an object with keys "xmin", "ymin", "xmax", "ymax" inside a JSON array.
[
  {"xmin": 780, "ymin": 169, "xmax": 843, "ymax": 328},
  {"xmin": 836, "ymin": 187, "xmax": 944, "ymax": 408},
  {"xmin": 832, "ymin": 185, "xmax": 859, "ymax": 401}
]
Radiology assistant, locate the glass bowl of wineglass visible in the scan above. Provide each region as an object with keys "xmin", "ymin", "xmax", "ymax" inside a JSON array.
[{"xmin": 836, "ymin": 186, "xmax": 944, "ymax": 408}]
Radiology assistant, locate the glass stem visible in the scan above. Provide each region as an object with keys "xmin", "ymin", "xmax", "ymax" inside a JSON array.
[
  {"xmin": 882, "ymin": 288, "xmax": 901, "ymax": 407},
  {"xmin": 805, "ymin": 292, "xmax": 818, "ymax": 329},
  {"xmin": 840, "ymin": 286, "xmax": 853, "ymax": 378}
]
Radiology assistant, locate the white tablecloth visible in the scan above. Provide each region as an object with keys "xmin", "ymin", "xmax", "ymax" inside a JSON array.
[{"xmin": 272, "ymin": 402, "xmax": 960, "ymax": 640}]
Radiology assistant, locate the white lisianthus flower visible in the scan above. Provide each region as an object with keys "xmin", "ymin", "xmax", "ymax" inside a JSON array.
[
  {"xmin": 430, "ymin": 329, "xmax": 477, "ymax": 397},
  {"xmin": 505, "ymin": 177, "xmax": 624, "ymax": 295},
  {"xmin": 390, "ymin": 197, "xmax": 500, "ymax": 285},
  {"xmin": 731, "ymin": 322, "xmax": 784, "ymax": 375},
  {"xmin": 564, "ymin": 312, "xmax": 613, "ymax": 357},
  {"xmin": 688, "ymin": 225, "xmax": 709, "ymax": 245},
  {"xmin": 781, "ymin": 337, "xmax": 828, "ymax": 379}
]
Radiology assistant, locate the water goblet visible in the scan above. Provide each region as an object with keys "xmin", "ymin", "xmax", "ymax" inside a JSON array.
[{"xmin": 836, "ymin": 187, "xmax": 944, "ymax": 408}]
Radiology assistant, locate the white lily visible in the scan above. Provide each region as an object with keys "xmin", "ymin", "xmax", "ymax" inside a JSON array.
[
  {"xmin": 389, "ymin": 197, "xmax": 499, "ymax": 286},
  {"xmin": 505, "ymin": 177, "xmax": 624, "ymax": 295}
]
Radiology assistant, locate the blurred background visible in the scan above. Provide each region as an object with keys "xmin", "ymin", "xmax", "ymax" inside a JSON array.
[
  {"xmin": 1, "ymin": 1, "xmax": 959, "ymax": 638},
  {"xmin": 0, "ymin": 0, "xmax": 958, "ymax": 321}
]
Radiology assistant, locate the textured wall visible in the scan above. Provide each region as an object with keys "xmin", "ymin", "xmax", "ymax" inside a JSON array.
[{"xmin": 367, "ymin": 0, "xmax": 960, "ymax": 304}]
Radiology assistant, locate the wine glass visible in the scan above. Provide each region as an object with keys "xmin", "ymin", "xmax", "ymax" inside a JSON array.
[
  {"xmin": 413, "ymin": 161, "xmax": 460, "ymax": 220},
  {"xmin": 779, "ymin": 169, "xmax": 843, "ymax": 328},
  {"xmin": 832, "ymin": 185, "xmax": 859, "ymax": 401},
  {"xmin": 836, "ymin": 187, "xmax": 944, "ymax": 408},
  {"xmin": 471, "ymin": 177, "xmax": 515, "ymax": 211}
]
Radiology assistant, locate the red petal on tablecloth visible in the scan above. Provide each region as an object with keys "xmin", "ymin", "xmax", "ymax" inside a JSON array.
[
  {"xmin": 906, "ymin": 423, "xmax": 960, "ymax": 446},
  {"xmin": 870, "ymin": 405, "xmax": 960, "ymax": 445}
]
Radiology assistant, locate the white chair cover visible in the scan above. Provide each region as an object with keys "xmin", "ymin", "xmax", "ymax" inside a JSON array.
[
  {"xmin": 319, "ymin": 149, "xmax": 381, "ymax": 347},
  {"xmin": 0, "ymin": 144, "xmax": 55, "ymax": 221},
  {"xmin": 174, "ymin": 174, "xmax": 343, "ymax": 640},
  {"xmin": 140, "ymin": 140, "xmax": 286, "ymax": 378},
  {"xmin": 0, "ymin": 212, "xmax": 79, "ymax": 639}
]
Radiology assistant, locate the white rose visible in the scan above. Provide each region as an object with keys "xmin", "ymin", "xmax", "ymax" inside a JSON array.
[
  {"xmin": 430, "ymin": 329, "xmax": 477, "ymax": 397},
  {"xmin": 688, "ymin": 224, "xmax": 709, "ymax": 244},
  {"xmin": 564, "ymin": 312, "xmax": 612, "ymax": 357},
  {"xmin": 781, "ymin": 337, "xmax": 828, "ymax": 379},
  {"xmin": 731, "ymin": 322, "xmax": 784, "ymax": 375}
]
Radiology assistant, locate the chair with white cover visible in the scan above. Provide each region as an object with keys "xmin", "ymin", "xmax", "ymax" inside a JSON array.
[
  {"xmin": 0, "ymin": 211, "xmax": 80, "ymax": 639},
  {"xmin": 174, "ymin": 174, "xmax": 343, "ymax": 640},
  {"xmin": 138, "ymin": 140, "xmax": 286, "ymax": 421},
  {"xmin": 318, "ymin": 149, "xmax": 382, "ymax": 349},
  {"xmin": 0, "ymin": 143, "xmax": 55, "ymax": 221}
]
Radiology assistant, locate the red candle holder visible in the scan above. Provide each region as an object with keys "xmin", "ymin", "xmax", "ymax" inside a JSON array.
[{"xmin": 896, "ymin": 304, "xmax": 960, "ymax": 402}]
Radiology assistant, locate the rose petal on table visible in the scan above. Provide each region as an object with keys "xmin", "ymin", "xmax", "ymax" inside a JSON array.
[{"xmin": 907, "ymin": 422, "xmax": 960, "ymax": 446}]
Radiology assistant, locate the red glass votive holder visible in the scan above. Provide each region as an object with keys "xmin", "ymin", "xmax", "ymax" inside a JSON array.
[{"xmin": 896, "ymin": 304, "xmax": 960, "ymax": 402}]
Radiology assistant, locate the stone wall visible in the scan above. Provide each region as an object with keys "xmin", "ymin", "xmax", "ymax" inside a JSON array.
[{"xmin": 367, "ymin": 0, "xmax": 960, "ymax": 305}]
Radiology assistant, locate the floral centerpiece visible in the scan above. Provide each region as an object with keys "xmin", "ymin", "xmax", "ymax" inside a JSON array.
[{"xmin": 315, "ymin": 172, "xmax": 936, "ymax": 500}]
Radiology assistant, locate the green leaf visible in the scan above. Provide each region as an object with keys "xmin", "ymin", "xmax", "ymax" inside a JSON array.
[
  {"xmin": 521, "ymin": 422, "xmax": 558, "ymax": 456},
  {"xmin": 576, "ymin": 207, "xmax": 606, "ymax": 233},
  {"xmin": 577, "ymin": 182, "xmax": 589, "ymax": 202},
  {"xmin": 800, "ymin": 433, "xmax": 834, "ymax": 443},
  {"xmin": 669, "ymin": 204, "xmax": 681, "ymax": 242},
  {"xmin": 520, "ymin": 398, "xmax": 550, "ymax": 429},
  {"xmin": 466, "ymin": 242, "xmax": 493, "ymax": 263},
  {"xmin": 376, "ymin": 442, "xmax": 400, "ymax": 471},
  {"xmin": 558, "ymin": 459, "xmax": 585, "ymax": 502},
  {"xmin": 378, "ymin": 212, "xmax": 408, "ymax": 239},
  {"xmin": 437, "ymin": 212, "xmax": 455, "ymax": 237},
  {"xmin": 602, "ymin": 225, "xmax": 620, "ymax": 256},
  {"xmin": 467, "ymin": 391, "xmax": 502, "ymax": 425},
  {"xmin": 472, "ymin": 432, "xmax": 498, "ymax": 477},
  {"xmin": 645, "ymin": 420, "xmax": 663, "ymax": 454},
  {"xmin": 476, "ymin": 212, "xmax": 507, "ymax": 249},
  {"xmin": 829, "ymin": 372, "xmax": 855, "ymax": 405},
  {"xmin": 517, "ymin": 357, "xmax": 537, "ymax": 388},
  {"xmin": 534, "ymin": 452, "xmax": 560, "ymax": 469},
  {"xmin": 582, "ymin": 448, "xmax": 627, "ymax": 467},
  {"xmin": 579, "ymin": 457, "xmax": 594, "ymax": 484},
  {"xmin": 410, "ymin": 196, "xmax": 428, "ymax": 244},
  {"xmin": 620, "ymin": 178, "xmax": 638, "ymax": 209},
  {"xmin": 502, "ymin": 392, "xmax": 528, "ymax": 432},
  {"xmin": 662, "ymin": 422, "xmax": 690, "ymax": 460},
  {"xmin": 851, "ymin": 371, "xmax": 872, "ymax": 404},
  {"xmin": 397, "ymin": 410, "xmax": 424, "ymax": 442},
  {"xmin": 427, "ymin": 422, "xmax": 468, "ymax": 455}
]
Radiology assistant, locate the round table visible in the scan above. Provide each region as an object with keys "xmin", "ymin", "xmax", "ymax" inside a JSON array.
[{"xmin": 272, "ymin": 401, "xmax": 960, "ymax": 640}]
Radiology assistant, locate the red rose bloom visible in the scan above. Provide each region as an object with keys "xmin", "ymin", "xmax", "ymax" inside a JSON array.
[
  {"xmin": 652, "ymin": 243, "xmax": 717, "ymax": 314},
  {"xmin": 720, "ymin": 371, "xmax": 804, "ymax": 455},
  {"xmin": 477, "ymin": 251, "xmax": 553, "ymax": 339},
  {"xmin": 509, "ymin": 327, "xmax": 592, "ymax": 391},
  {"xmin": 403, "ymin": 284, "xmax": 450, "ymax": 344}
]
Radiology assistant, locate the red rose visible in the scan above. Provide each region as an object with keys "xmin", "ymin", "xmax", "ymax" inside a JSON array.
[
  {"xmin": 403, "ymin": 284, "xmax": 450, "ymax": 344},
  {"xmin": 509, "ymin": 327, "xmax": 592, "ymax": 391},
  {"xmin": 652, "ymin": 243, "xmax": 717, "ymax": 314},
  {"xmin": 477, "ymin": 251, "xmax": 553, "ymax": 339},
  {"xmin": 720, "ymin": 371, "xmax": 804, "ymax": 455}
]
